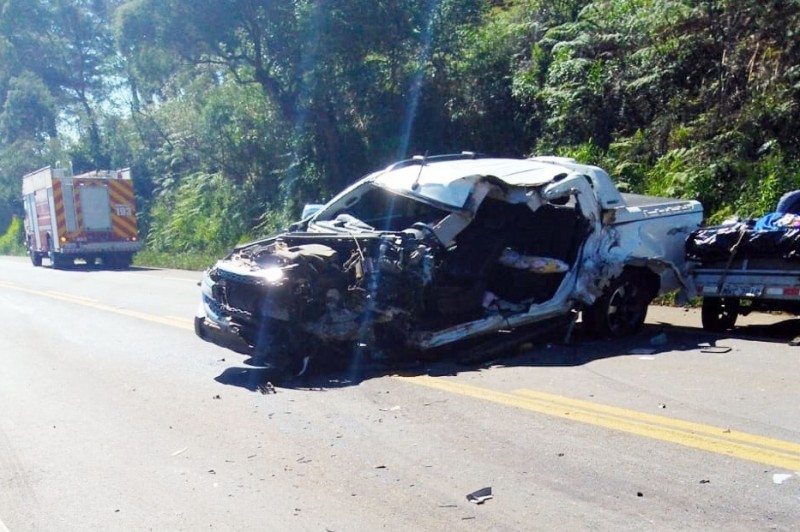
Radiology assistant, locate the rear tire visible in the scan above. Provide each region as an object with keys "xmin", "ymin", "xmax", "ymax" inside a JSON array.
[
  {"xmin": 701, "ymin": 297, "xmax": 739, "ymax": 332},
  {"xmin": 583, "ymin": 270, "xmax": 652, "ymax": 338},
  {"xmin": 30, "ymin": 251, "xmax": 42, "ymax": 267},
  {"xmin": 50, "ymin": 251, "xmax": 72, "ymax": 269}
]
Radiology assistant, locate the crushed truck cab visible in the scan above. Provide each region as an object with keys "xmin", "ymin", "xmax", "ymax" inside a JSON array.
[{"xmin": 196, "ymin": 154, "xmax": 702, "ymax": 371}]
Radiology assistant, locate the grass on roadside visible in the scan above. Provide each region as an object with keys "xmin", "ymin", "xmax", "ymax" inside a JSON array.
[
  {"xmin": 133, "ymin": 248, "xmax": 222, "ymax": 271},
  {"xmin": 0, "ymin": 216, "xmax": 25, "ymax": 256}
]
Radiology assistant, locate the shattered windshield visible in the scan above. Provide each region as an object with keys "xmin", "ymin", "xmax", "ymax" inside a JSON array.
[{"xmin": 311, "ymin": 182, "xmax": 452, "ymax": 232}]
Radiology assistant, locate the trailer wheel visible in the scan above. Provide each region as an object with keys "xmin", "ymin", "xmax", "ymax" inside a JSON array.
[
  {"xmin": 701, "ymin": 297, "xmax": 739, "ymax": 332},
  {"xmin": 583, "ymin": 270, "xmax": 652, "ymax": 338}
]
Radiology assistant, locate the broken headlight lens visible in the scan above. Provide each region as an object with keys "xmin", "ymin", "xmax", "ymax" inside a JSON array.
[{"xmin": 260, "ymin": 266, "xmax": 285, "ymax": 284}]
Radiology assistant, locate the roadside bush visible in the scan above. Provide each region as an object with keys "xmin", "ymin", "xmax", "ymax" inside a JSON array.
[
  {"xmin": 146, "ymin": 171, "xmax": 248, "ymax": 254},
  {"xmin": 0, "ymin": 215, "xmax": 25, "ymax": 255}
]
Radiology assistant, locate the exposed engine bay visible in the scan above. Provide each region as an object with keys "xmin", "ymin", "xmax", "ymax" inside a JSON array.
[{"xmin": 203, "ymin": 196, "xmax": 584, "ymax": 364}]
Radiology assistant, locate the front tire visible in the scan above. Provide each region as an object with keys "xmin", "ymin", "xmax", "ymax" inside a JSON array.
[
  {"xmin": 583, "ymin": 270, "xmax": 652, "ymax": 338},
  {"xmin": 701, "ymin": 297, "xmax": 739, "ymax": 332},
  {"xmin": 30, "ymin": 251, "xmax": 42, "ymax": 267}
]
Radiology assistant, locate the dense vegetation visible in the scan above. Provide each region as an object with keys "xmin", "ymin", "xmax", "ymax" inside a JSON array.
[{"xmin": 2, "ymin": 0, "xmax": 799, "ymax": 260}]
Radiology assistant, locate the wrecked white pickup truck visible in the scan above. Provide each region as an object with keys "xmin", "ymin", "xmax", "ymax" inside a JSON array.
[{"xmin": 195, "ymin": 154, "xmax": 702, "ymax": 372}]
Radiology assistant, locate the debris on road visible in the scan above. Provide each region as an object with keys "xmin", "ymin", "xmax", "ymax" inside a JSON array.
[
  {"xmin": 466, "ymin": 487, "xmax": 493, "ymax": 504},
  {"xmin": 773, "ymin": 473, "xmax": 793, "ymax": 484},
  {"xmin": 171, "ymin": 447, "xmax": 188, "ymax": 456},
  {"xmin": 700, "ymin": 346, "xmax": 732, "ymax": 354}
]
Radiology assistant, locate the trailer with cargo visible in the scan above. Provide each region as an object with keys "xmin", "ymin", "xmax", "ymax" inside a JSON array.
[{"xmin": 687, "ymin": 220, "xmax": 800, "ymax": 331}]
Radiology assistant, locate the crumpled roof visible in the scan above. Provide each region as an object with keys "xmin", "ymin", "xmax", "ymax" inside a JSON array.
[{"xmin": 373, "ymin": 157, "xmax": 608, "ymax": 209}]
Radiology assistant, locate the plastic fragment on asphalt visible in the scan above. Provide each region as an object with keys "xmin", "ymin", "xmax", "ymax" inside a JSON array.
[
  {"xmin": 171, "ymin": 447, "xmax": 188, "ymax": 456},
  {"xmin": 773, "ymin": 473, "xmax": 793, "ymax": 484},
  {"xmin": 467, "ymin": 487, "xmax": 493, "ymax": 504},
  {"xmin": 700, "ymin": 346, "xmax": 732, "ymax": 354}
]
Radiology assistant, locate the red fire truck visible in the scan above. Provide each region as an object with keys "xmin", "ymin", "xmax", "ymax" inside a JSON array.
[{"xmin": 22, "ymin": 166, "xmax": 142, "ymax": 268}]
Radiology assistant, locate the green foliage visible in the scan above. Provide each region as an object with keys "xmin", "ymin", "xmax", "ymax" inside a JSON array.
[
  {"xmin": 146, "ymin": 172, "xmax": 248, "ymax": 253},
  {"xmin": 132, "ymin": 248, "xmax": 221, "ymax": 272},
  {"xmin": 3, "ymin": 0, "xmax": 800, "ymax": 255},
  {"xmin": 0, "ymin": 215, "xmax": 24, "ymax": 255}
]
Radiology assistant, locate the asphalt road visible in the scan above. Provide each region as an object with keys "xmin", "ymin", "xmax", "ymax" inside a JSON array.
[{"xmin": 1, "ymin": 255, "xmax": 799, "ymax": 531}]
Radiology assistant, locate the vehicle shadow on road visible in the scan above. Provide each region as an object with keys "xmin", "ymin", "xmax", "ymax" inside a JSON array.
[
  {"xmin": 212, "ymin": 317, "xmax": 800, "ymax": 393},
  {"xmin": 42, "ymin": 261, "xmax": 159, "ymax": 273}
]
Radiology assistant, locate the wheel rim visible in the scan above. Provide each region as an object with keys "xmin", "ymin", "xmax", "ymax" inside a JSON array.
[{"xmin": 606, "ymin": 282, "xmax": 645, "ymax": 335}]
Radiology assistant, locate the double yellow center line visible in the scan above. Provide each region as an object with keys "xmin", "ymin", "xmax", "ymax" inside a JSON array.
[
  {"xmin": 402, "ymin": 376, "xmax": 800, "ymax": 471},
  {"xmin": 0, "ymin": 280, "xmax": 193, "ymax": 331}
]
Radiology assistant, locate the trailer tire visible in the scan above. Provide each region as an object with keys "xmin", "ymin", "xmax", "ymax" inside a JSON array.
[
  {"xmin": 701, "ymin": 297, "xmax": 739, "ymax": 332},
  {"xmin": 583, "ymin": 270, "xmax": 653, "ymax": 338}
]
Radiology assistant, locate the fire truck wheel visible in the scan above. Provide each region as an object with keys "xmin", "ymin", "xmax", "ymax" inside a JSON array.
[
  {"xmin": 30, "ymin": 251, "xmax": 42, "ymax": 267},
  {"xmin": 109, "ymin": 255, "xmax": 132, "ymax": 269},
  {"xmin": 50, "ymin": 252, "xmax": 72, "ymax": 269}
]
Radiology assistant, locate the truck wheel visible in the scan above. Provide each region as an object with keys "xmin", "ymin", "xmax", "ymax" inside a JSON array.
[
  {"xmin": 108, "ymin": 254, "xmax": 132, "ymax": 269},
  {"xmin": 50, "ymin": 252, "xmax": 72, "ymax": 269},
  {"xmin": 701, "ymin": 297, "xmax": 739, "ymax": 332},
  {"xmin": 30, "ymin": 251, "xmax": 42, "ymax": 267},
  {"xmin": 583, "ymin": 270, "xmax": 652, "ymax": 338}
]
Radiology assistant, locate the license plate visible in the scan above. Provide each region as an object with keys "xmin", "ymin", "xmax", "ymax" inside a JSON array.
[{"xmin": 720, "ymin": 284, "xmax": 764, "ymax": 297}]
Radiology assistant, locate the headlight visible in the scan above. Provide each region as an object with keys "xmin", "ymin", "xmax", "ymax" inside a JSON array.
[{"xmin": 261, "ymin": 266, "xmax": 284, "ymax": 284}]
